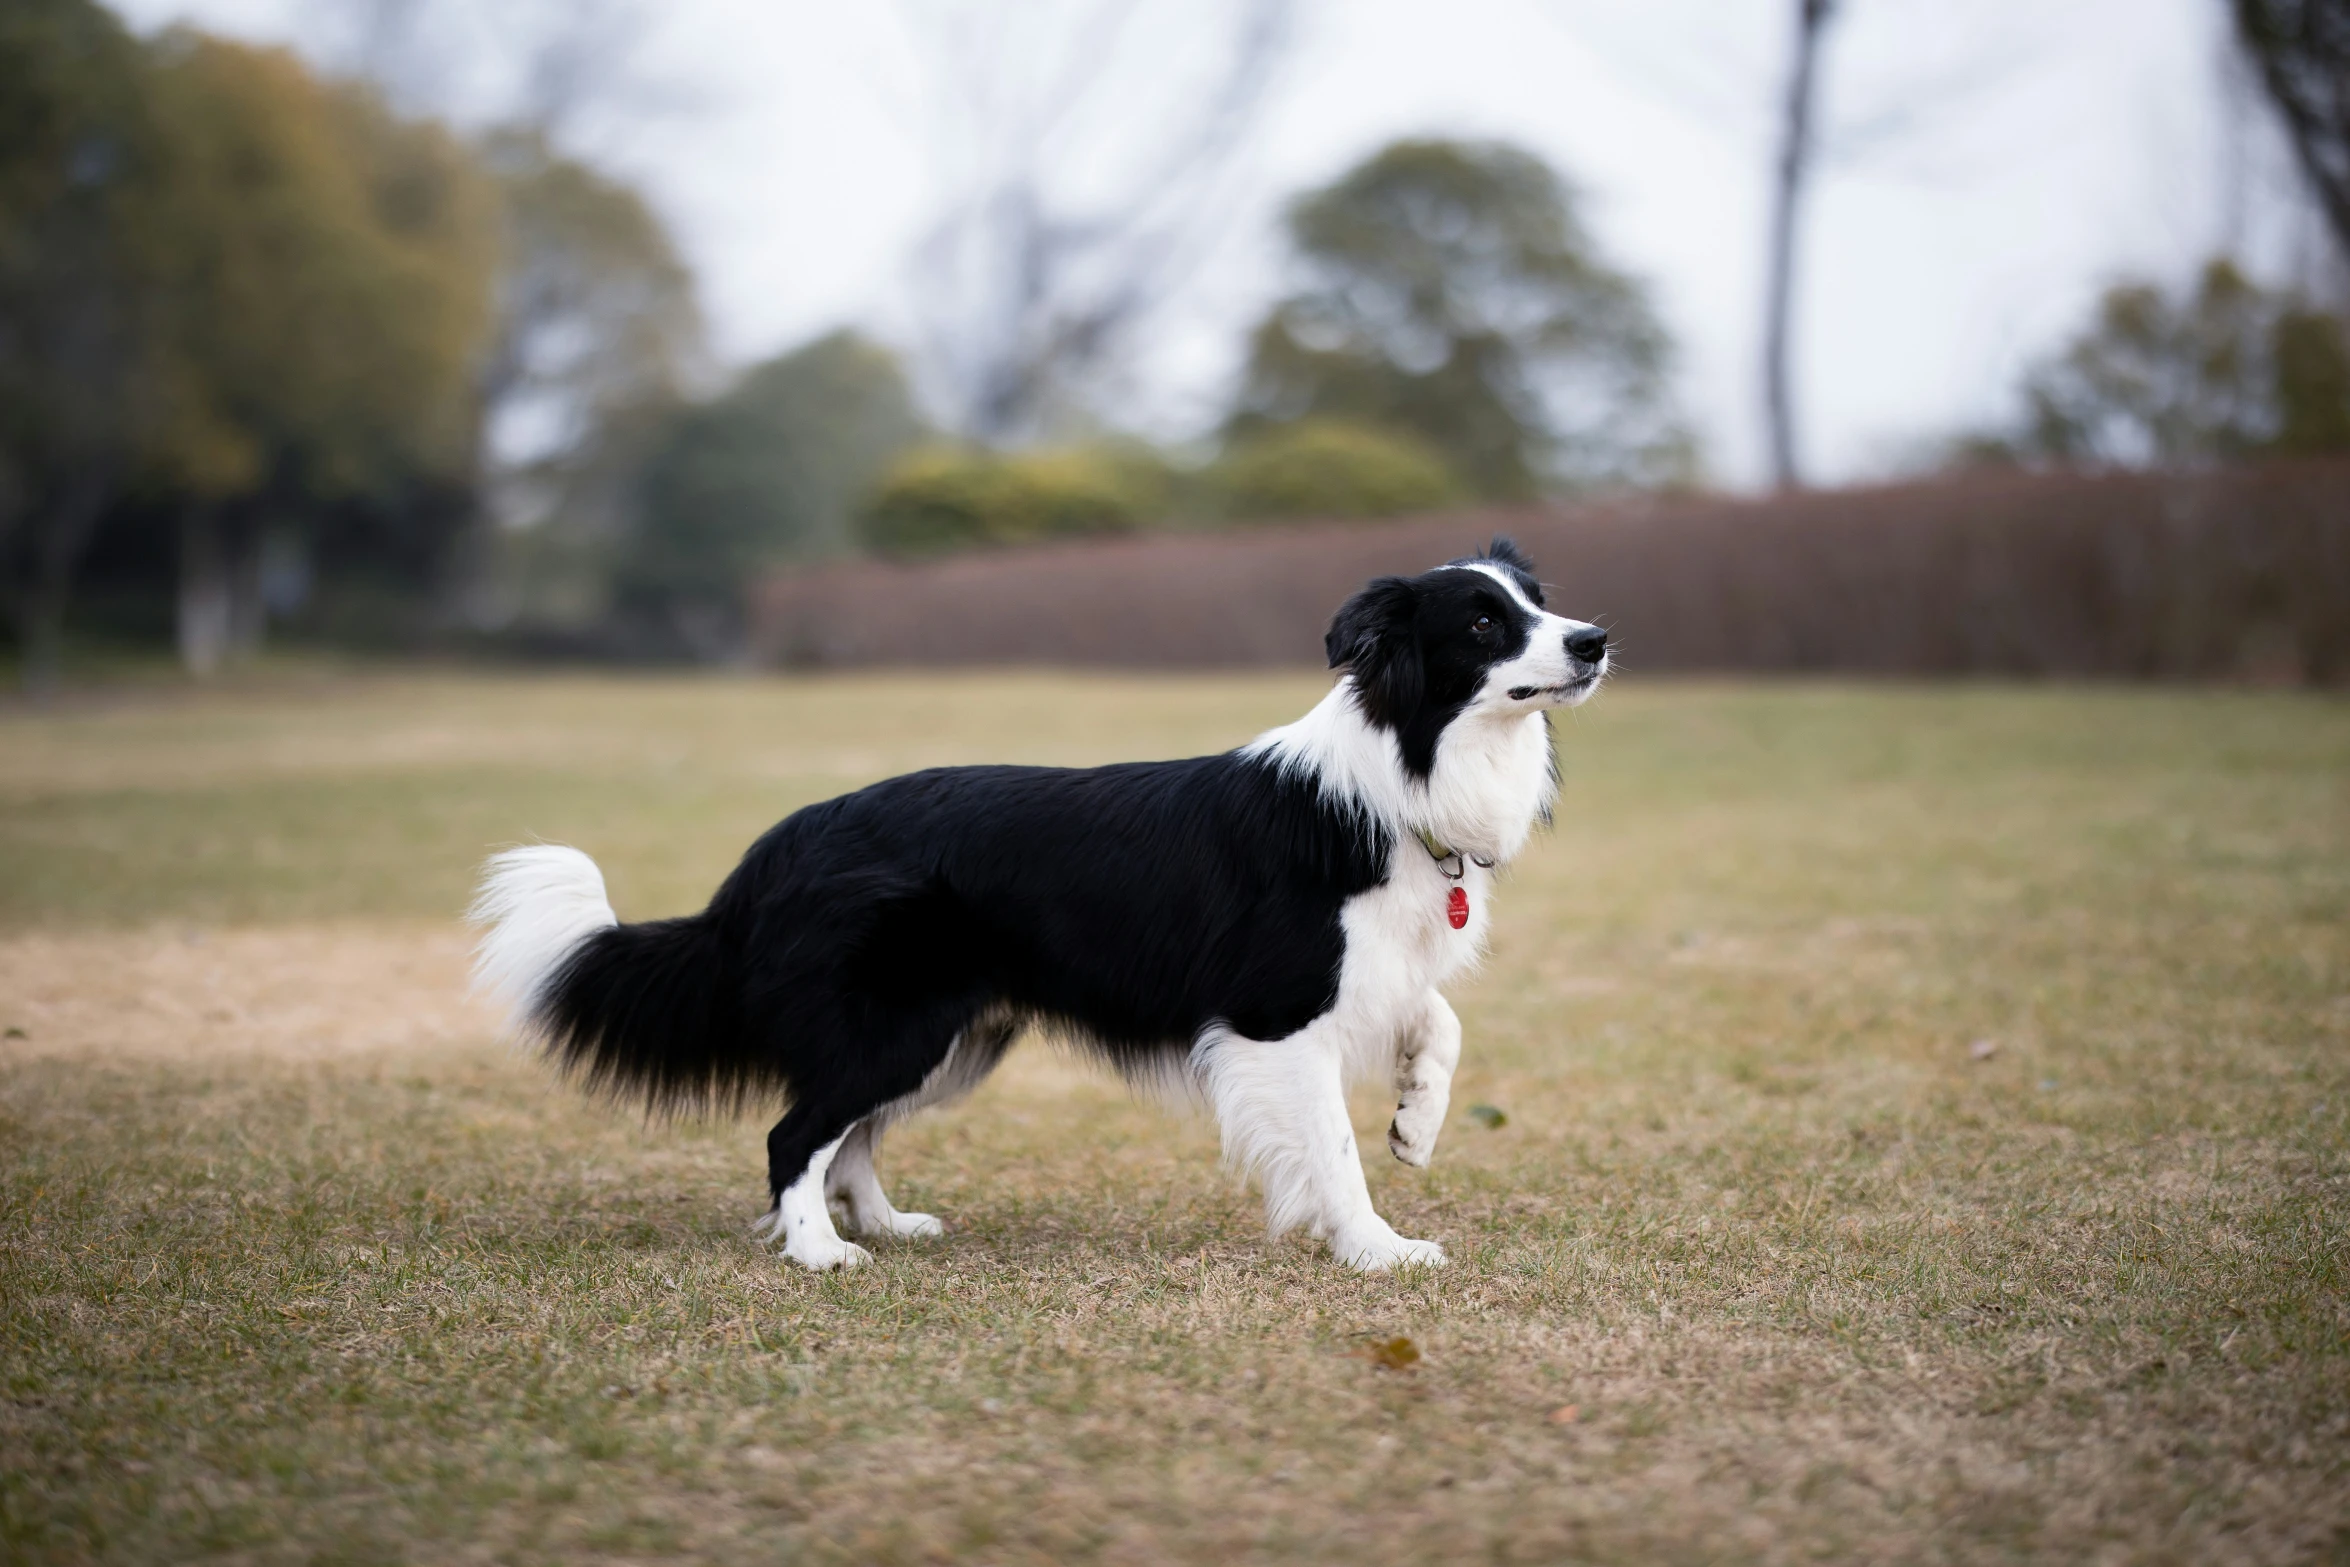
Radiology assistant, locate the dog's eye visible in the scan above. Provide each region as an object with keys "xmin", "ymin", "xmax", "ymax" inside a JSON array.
[{"xmin": 1472, "ymin": 614, "xmax": 1495, "ymax": 634}]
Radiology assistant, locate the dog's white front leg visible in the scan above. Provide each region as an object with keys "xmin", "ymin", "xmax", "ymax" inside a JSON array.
[
  {"xmin": 1387, "ymin": 990, "xmax": 1461, "ymax": 1168},
  {"xmin": 1198, "ymin": 1028, "xmax": 1446, "ymax": 1272}
]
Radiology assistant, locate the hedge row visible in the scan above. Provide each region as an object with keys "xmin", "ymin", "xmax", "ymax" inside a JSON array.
[{"xmin": 750, "ymin": 462, "xmax": 2350, "ymax": 682}]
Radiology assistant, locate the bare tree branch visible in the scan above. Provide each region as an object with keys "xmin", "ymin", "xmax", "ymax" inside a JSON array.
[
  {"xmin": 330, "ymin": 0, "xmax": 681, "ymax": 144},
  {"xmin": 897, "ymin": 0, "xmax": 1296, "ymax": 444},
  {"xmin": 2234, "ymin": 0, "xmax": 2350, "ymax": 265}
]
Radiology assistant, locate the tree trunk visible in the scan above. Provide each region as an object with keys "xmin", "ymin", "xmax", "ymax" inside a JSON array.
[
  {"xmin": 20, "ymin": 583, "xmax": 67, "ymax": 702},
  {"xmin": 227, "ymin": 521, "xmax": 267, "ymax": 662},
  {"xmin": 19, "ymin": 473, "xmax": 108, "ymax": 702},
  {"xmin": 178, "ymin": 505, "xmax": 233, "ymax": 677},
  {"xmin": 1763, "ymin": 0, "xmax": 1836, "ymax": 492}
]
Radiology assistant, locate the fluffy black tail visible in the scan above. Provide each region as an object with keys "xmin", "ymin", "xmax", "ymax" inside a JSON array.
[{"xmin": 468, "ymin": 846, "xmax": 777, "ymax": 1113}]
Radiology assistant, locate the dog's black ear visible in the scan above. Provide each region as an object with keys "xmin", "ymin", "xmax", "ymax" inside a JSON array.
[
  {"xmin": 1325, "ymin": 576, "xmax": 1422, "ymax": 729},
  {"xmin": 1481, "ymin": 536, "xmax": 1543, "ymax": 603}
]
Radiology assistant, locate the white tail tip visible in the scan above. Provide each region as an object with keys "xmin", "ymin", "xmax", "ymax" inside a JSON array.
[{"xmin": 467, "ymin": 845, "xmax": 619, "ymax": 1032}]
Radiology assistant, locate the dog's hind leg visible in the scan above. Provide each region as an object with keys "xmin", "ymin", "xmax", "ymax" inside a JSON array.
[
  {"xmin": 824, "ymin": 1118, "xmax": 944, "ymax": 1239},
  {"xmin": 821, "ymin": 1011, "xmax": 1018, "ymax": 1240},
  {"xmin": 759, "ymin": 1004, "xmax": 1009, "ymax": 1269},
  {"xmin": 760, "ymin": 1114, "xmax": 869, "ymax": 1271},
  {"xmin": 1386, "ymin": 990, "xmax": 1461, "ymax": 1168},
  {"xmin": 837, "ymin": 1009, "xmax": 1023, "ymax": 1240}
]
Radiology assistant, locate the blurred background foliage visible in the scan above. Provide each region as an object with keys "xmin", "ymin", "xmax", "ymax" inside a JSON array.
[
  {"xmin": 2, "ymin": 0, "xmax": 2349, "ymax": 687},
  {"xmin": 1958, "ymin": 259, "xmax": 2350, "ymax": 470},
  {"xmin": 617, "ymin": 331, "xmax": 923, "ymax": 646},
  {"xmin": 1205, "ymin": 418, "xmax": 1462, "ymax": 522},
  {"xmin": 862, "ymin": 442, "xmax": 1174, "ymax": 558},
  {"xmin": 1228, "ymin": 139, "xmax": 1693, "ymax": 498}
]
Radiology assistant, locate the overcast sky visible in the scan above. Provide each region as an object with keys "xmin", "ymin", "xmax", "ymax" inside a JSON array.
[{"xmin": 113, "ymin": 0, "xmax": 2329, "ymax": 489}]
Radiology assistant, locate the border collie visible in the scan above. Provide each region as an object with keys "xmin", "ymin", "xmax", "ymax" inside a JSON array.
[{"xmin": 470, "ymin": 539, "xmax": 1608, "ymax": 1272}]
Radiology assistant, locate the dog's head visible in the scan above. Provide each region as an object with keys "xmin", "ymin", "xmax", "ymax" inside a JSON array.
[{"xmin": 1324, "ymin": 537, "xmax": 1608, "ymax": 777}]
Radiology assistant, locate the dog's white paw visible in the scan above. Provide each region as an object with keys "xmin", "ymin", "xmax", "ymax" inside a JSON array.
[
  {"xmin": 870, "ymin": 1210, "xmax": 944, "ymax": 1240},
  {"xmin": 782, "ymin": 1233, "xmax": 873, "ymax": 1272},
  {"xmin": 1331, "ymin": 1224, "xmax": 1447, "ymax": 1272},
  {"xmin": 1387, "ymin": 1103, "xmax": 1442, "ymax": 1167}
]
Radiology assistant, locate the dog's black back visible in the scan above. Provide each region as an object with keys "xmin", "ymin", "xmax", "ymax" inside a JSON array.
[{"xmin": 535, "ymin": 752, "xmax": 1388, "ymax": 1201}]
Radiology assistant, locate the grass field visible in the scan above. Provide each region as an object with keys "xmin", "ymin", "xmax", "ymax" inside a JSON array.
[{"xmin": 2, "ymin": 670, "xmax": 2346, "ymax": 1565}]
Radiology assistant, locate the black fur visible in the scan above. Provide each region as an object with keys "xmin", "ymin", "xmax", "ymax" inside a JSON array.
[
  {"xmin": 534, "ymin": 754, "xmax": 1388, "ymax": 1204},
  {"xmin": 523, "ymin": 536, "xmax": 1573, "ymax": 1213},
  {"xmin": 1324, "ymin": 536, "xmax": 1546, "ymax": 778}
]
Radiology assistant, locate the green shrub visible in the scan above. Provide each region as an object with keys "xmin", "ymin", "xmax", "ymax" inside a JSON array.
[
  {"xmin": 861, "ymin": 443, "xmax": 1174, "ymax": 556},
  {"xmin": 1208, "ymin": 419, "xmax": 1462, "ymax": 522}
]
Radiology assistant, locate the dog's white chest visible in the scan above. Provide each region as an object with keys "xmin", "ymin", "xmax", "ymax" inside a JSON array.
[{"xmin": 1342, "ymin": 858, "xmax": 1488, "ymax": 989}]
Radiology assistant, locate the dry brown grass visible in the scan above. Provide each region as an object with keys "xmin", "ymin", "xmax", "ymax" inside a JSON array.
[{"xmin": 2, "ymin": 672, "xmax": 2346, "ymax": 1564}]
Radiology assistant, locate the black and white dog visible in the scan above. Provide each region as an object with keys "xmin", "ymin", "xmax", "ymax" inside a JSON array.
[{"xmin": 470, "ymin": 539, "xmax": 1607, "ymax": 1272}]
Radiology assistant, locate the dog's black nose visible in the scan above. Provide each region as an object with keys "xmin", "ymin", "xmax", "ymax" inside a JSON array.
[{"xmin": 1564, "ymin": 626, "xmax": 1607, "ymax": 663}]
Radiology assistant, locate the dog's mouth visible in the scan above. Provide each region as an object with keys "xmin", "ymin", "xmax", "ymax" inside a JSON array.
[{"xmin": 1508, "ymin": 673, "xmax": 1600, "ymax": 703}]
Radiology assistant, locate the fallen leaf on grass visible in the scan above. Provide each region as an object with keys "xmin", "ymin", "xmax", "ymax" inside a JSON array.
[
  {"xmin": 1357, "ymin": 1335, "xmax": 1421, "ymax": 1371},
  {"xmin": 1466, "ymin": 1104, "xmax": 1508, "ymax": 1129},
  {"xmin": 1548, "ymin": 1404, "xmax": 1580, "ymax": 1425}
]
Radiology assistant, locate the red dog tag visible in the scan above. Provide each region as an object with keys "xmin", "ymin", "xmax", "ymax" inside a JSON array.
[{"xmin": 1446, "ymin": 887, "xmax": 1469, "ymax": 930}]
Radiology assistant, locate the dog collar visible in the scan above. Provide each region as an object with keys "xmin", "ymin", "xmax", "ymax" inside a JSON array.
[{"xmin": 1412, "ymin": 828, "xmax": 1495, "ymax": 882}]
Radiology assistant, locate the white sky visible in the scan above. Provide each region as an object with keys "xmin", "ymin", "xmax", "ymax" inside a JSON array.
[{"xmin": 113, "ymin": 0, "xmax": 2330, "ymax": 489}]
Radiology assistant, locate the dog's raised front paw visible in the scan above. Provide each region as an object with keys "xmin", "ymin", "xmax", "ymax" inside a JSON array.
[{"xmin": 1387, "ymin": 1105, "xmax": 1441, "ymax": 1167}]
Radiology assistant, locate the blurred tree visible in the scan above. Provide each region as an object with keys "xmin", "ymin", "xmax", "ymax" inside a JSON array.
[
  {"xmin": 332, "ymin": 0, "xmax": 672, "ymax": 148},
  {"xmin": 472, "ymin": 126, "xmax": 700, "ymax": 545},
  {"xmin": 1556, "ymin": 3, "xmax": 2013, "ymax": 492},
  {"xmin": 7, "ymin": 6, "xmax": 697, "ymax": 681},
  {"xmin": 1762, "ymin": 0, "xmax": 1836, "ymax": 490},
  {"xmin": 304, "ymin": 0, "xmax": 708, "ymax": 637},
  {"xmin": 900, "ymin": 0, "xmax": 1295, "ymax": 442},
  {"xmin": 1230, "ymin": 138, "xmax": 1689, "ymax": 500},
  {"xmin": 0, "ymin": 0, "xmax": 158, "ymax": 696},
  {"xmin": 862, "ymin": 442, "xmax": 1172, "ymax": 557},
  {"xmin": 1206, "ymin": 418, "xmax": 1460, "ymax": 522},
  {"xmin": 2271, "ymin": 303, "xmax": 2350, "ymax": 451},
  {"xmin": 1965, "ymin": 259, "xmax": 2350, "ymax": 468},
  {"xmin": 2234, "ymin": 0, "xmax": 2350, "ymax": 263},
  {"xmin": 617, "ymin": 330, "xmax": 921, "ymax": 652},
  {"xmin": 142, "ymin": 31, "xmax": 496, "ymax": 672}
]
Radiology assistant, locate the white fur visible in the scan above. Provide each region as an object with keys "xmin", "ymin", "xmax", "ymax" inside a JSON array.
[
  {"xmin": 808, "ymin": 1013, "xmax": 1013, "ymax": 1246},
  {"xmin": 1241, "ymin": 571, "xmax": 1599, "ymax": 869},
  {"xmin": 1206, "ymin": 593, "xmax": 1608, "ymax": 1269},
  {"xmin": 1194, "ymin": 1022, "xmax": 1443, "ymax": 1270},
  {"xmin": 825, "ymin": 1119, "xmax": 945, "ymax": 1239},
  {"xmin": 1210, "ymin": 574, "xmax": 1611, "ymax": 1269},
  {"xmin": 466, "ymin": 845, "xmax": 619, "ymax": 1033},
  {"xmin": 1189, "ymin": 855, "xmax": 1485, "ymax": 1269},
  {"xmin": 1388, "ymin": 990, "xmax": 1461, "ymax": 1167},
  {"xmin": 768, "ymin": 1023, "xmax": 1013, "ymax": 1261},
  {"xmin": 761, "ymin": 1128, "xmax": 869, "ymax": 1270}
]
